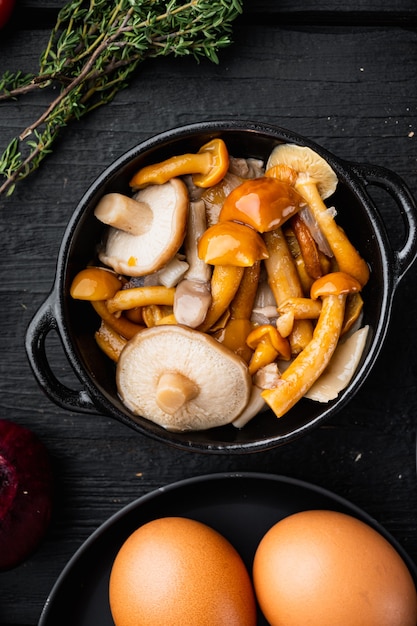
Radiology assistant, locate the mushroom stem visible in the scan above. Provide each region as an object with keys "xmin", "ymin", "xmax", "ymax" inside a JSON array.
[
  {"xmin": 174, "ymin": 200, "xmax": 212, "ymax": 328},
  {"xmin": 263, "ymin": 228, "xmax": 313, "ymax": 354},
  {"xmin": 106, "ymin": 285, "xmax": 175, "ymax": 314},
  {"xmin": 129, "ymin": 139, "xmax": 229, "ymax": 189},
  {"xmin": 94, "ymin": 193, "xmax": 153, "ymax": 236},
  {"xmin": 295, "ymin": 178, "xmax": 370, "ymax": 286},
  {"xmin": 262, "ymin": 293, "xmax": 347, "ymax": 418},
  {"xmin": 155, "ymin": 372, "xmax": 199, "ymax": 415},
  {"xmin": 198, "ymin": 265, "xmax": 244, "ymax": 333}
]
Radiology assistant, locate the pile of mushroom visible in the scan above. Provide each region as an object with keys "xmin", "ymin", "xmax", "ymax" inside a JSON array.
[{"xmin": 70, "ymin": 138, "xmax": 369, "ymax": 432}]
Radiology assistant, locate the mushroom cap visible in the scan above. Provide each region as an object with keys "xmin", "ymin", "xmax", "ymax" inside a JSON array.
[
  {"xmin": 310, "ymin": 271, "xmax": 362, "ymax": 299},
  {"xmin": 98, "ymin": 178, "xmax": 188, "ymax": 276},
  {"xmin": 219, "ymin": 177, "xmax": 304, "ymax": 232},
  {"xmin": 197, "ymin": 221, "xmax": 269, "ymax": 267},
  {"xmin": 266, "ymin": 144, "xmax": 338, "ymax": 200},
  {"xmin": 116, "ymin": 325, "xmax": 252, "ymax": 431}
]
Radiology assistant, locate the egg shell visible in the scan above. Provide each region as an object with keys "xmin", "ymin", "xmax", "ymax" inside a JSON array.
[
  {"xmin": 253, "ymin": 509, "xmax": 417, "ymax": 626},
  {"xmin": 109, "ymin": 516, "xmax": 257, "ymax": 626}
]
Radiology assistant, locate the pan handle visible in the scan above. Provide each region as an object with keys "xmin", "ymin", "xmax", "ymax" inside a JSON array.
[
  {"xmin": 349, "ymin": 162, "xmax": 417, "ymax": 284},
  {"xmin": 25, "ymin": 293, "xmax": 98, "ymax": 414}
]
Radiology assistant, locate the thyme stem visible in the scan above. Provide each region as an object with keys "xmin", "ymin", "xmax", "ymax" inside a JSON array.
[{"xmin": 0, "ymin": 0, "xmax": 243, "ymax": 197}]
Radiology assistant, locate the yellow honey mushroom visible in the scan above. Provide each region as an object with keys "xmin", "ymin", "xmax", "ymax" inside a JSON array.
[
  {"xmin": 141, "ymin": 304, "xmax": 174, "ymax": 328},
  {"xmin": 310, "ymin": 271, "xmax": 362, "ymax": 300},
  {"xmin": 70, "ymin": 267, "xmax": 123, "ymax": 301},
  {"xmin": 275, "ymin": 311, "xmax": 294, "ymax": 338},
  {"xmin": 277, "ymin": 297, "xmax": 323, "ymax": 320},
  {"xmin": 276, "ymin": 296, "xmax": 323, "ymax": 339},
  {"xmin": 262, "ymin": 271, "xmax": 362, "ymax": 418},
  {"xmin": 246, "ymin": 324, "xmax": 291, "ymax": 376},
  {"xmin": 94, "ymin": 320, "xmax": 127, "ymax": 363},
  {"xmin": 293, "ymin": 253, "xmax": 314, "ymax": 295},
  {"xmin": 106, "ymin": 285, "xmax": 175, "ymax": 315},
  {"xmin": 215, "ymin": 319, "xmax": 254, "ymax": 364},
  {"xmin": 197, "ymin": 221, "xmax": 269, "ymax": 267},
  {"xmin": 155, "ymin": 313, "xmax": 177, "ymax": 326},
  {"xmin": 91, "ymin": 301, "xmax": 145, "ymax": 340},
  {"xmin": 265, "ymin": 163, "xmax": 298, "ymax": 186},
  {"xmin": 230, "ymin": 261, "xmax": 261, "ymax": 320},
  {"xmin": 219, "ymin": 176, "xmax": 305, "ymax": 233},
  {"xmin": 267, "ymin": 144, "xmax": 369, "ymax": 287},
  {"xmin": 263, "ymin": 228, "xmax": 313, "ymax": 354},
  {"xmin": 198, "ymin": 265, "xmax": 245, "ymax": 333},
  {"xmin": 297, "ymin": 180, "xmax": 370, "ymax": 287},
  {"xmin": 341, "ymin": 292, "xmax": 364, "ymax": 335},
  {"xmin": 201, "ymin": 171, "xmax": 244, "ymax": 226},
  {"xmin": 214, "ymin": 262, "xmax": 261, "ymax": 363},
  {"xmin": 124, "ymin": 307, "xmax": 144, "ymax": 325},
  {"xmin": 129, "ymin": 138, "xmax": 229, "ymax": 190},
  {"xmin": 290, "ymin": 213, "xmax": 323, "ymax": 280}
]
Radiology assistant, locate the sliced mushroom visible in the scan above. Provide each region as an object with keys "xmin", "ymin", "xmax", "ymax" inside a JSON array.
[
  {"xmin": 305, "ymin": 325, "xmax": 369, "ymax": 402},
  {"xmin": 116, "ymin": 325, "xmax": 252, "ymax": 431},
  {"xmin": 96, "ymin": 178, "xmax": 188, "ymax": 277},
  {"xmin": 174, "ymin": 200, "xmax": 212, "ymax": 328}
]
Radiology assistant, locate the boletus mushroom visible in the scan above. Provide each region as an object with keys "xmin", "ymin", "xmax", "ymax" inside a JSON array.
[
  {"xmin": 96, "ymin": 178, "xmax": 188, "ymax": 276},
  {"xmin": 116, "ymin": 325, "xmax": 252, "ymax": 431}
]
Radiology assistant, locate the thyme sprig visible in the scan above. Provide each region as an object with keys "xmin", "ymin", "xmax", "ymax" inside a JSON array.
[{"xmin": 0, "ymin": 0, "xmax": 243, "ymax": 196}]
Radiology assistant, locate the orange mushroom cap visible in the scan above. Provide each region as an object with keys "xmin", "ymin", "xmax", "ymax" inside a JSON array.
[
  {"xmin": 246, "ymin": 324, "xmax": 291, "ymax": 361},
  {"xmin": 70, "ymin": 267, "xmax": 123, "ymax": 301},
  {"xmin": 198, "ymin": 221, "xmax": 269, "ymax": 267},
  {"xmin": 310, "ymin": 271, "xmax": 362, "ymax": 300},
  {"xmin": 219, "ymin": 177, "xmax": 304, "ymax": 233}
]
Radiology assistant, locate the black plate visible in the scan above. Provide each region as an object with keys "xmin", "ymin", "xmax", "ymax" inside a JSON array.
[{"xmin": 38, "ymin": 472, "xmax": 417, "ymax": 625}]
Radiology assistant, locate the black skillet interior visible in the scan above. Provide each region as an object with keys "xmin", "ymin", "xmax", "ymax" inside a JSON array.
[{"xmin": 58, "ymin": 121, "xmax": 392, "ymax": 452}]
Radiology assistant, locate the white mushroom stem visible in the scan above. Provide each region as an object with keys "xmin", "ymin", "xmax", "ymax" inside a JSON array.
[
  {"xmin": 174, "ymin": 200, "xmax": 212, "ymax": 328},
  {"xmin": 94, "ymin": 193, "xmax": 153, "ymax": 236},
  {"xmin": 155, "ymin": 372, "xmax": 199, "ymax": 414}
]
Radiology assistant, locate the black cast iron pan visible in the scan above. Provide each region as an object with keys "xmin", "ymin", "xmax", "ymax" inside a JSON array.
[{"xmin": 25, "ymin": 121, "xmax": 417, "ymax": 453}]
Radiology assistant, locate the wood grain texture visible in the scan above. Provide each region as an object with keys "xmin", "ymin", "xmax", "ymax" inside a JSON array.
[{"xmin": 1, "ymin": 3, "xmax": 417, "ymax": 625}]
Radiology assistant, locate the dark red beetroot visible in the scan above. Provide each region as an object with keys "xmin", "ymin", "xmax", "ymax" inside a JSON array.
[{"xmin": 0, "ymin": 419, "xmax": 53, "ymax": 570}]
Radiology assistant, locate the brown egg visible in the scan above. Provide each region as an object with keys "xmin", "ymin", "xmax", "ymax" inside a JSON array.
[
  {"xmin": 109, "ymin": 516, "xmax": 257, "ymax": 626},
  {"xmin": 253, "ymin": 509, "xmax": 417, "ymax": 626}
]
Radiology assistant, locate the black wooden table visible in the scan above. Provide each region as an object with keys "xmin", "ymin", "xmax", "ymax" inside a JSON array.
[{"xmin": 1, "ymin": 1, "xmax": 417, "ymax": 624}]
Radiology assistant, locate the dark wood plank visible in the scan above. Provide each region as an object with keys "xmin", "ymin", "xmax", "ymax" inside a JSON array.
[{"xmin": 8, "ymin": 0, "xmax": 417, "ymax": 30}]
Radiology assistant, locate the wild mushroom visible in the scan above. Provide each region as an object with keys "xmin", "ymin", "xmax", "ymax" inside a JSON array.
[
  {"xmin": 266, "ymin": 143, "xmax": 370, "ymax": 287},
  {"xmin": 197, "ymin": 265, "xmax": 245, "ymax": 333},
  {"xmin": 96, "ymin": 178, "xmax": 188, "ymax": 277},
  {"xmin": 215, "ymin": 261, "xmax": 261, "ymax": 363},
  {"xmin": 70, "ymin": 266, "xmax": 123, "ymax": 300},
  {"xmin": 129, "ymin": 138, "xmax": 229, "ymax": 190},
  {"xmin": 219, "ymin": 176, "xmax": 305, "ymax": 232},
  {"xmin": 116, "ymin": 325, "xmax": 252, "ymax": 431},
  {"xmin": 261, "ymin": 271, "xmax": 363, "ymax": 418},
  {"xmin": 263, "ymin": 227, "xmax": 314, "ymax": 354},
  {"xmin": 174, "ymin": 200, "xmax": 212, "ymax": 328},
  {"xmin": 246, "ymin": 324, "xmax": 291, "ymax": 375},
  {"xmin": 198, "ymin": 220, "xmax": 269, "ymax": 267}
]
